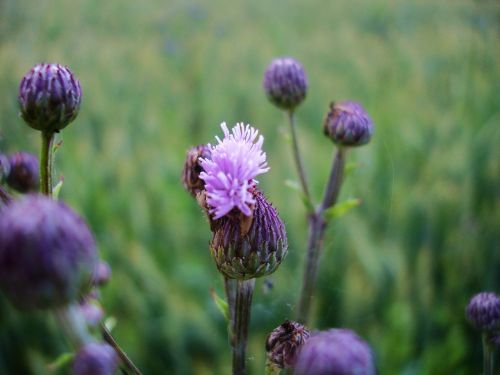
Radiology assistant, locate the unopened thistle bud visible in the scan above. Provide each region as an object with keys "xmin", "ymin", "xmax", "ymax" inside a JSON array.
[
  {"xmin": 294, "ymin": 329, "xmax": 376, "ymax": 375},
  {"xmin": 0, "ymin": 195, "xmax": 98, "ymax": 310},
  {"xmin": 323, "ymin": 101, "xmax": 374, "ymax": 147},
  {"xmin": 182, "ymin": 144, "xmax": 211, "ymax": 197},
  {"xmin": 5, "ymin": 151, "xmax": 39, "ymax": 193},
  {"xmin": 466, "ymin": 292, "xmax": 500, "ymax": 332},
  {"xmin": 91, "ymin": 261, "xmax": 112, "ymax": 287},
  {"xmin": 263, "ymin": 57, "xmax": 308, "ymax": 111},
  {"xmin": 19, "ymin": 63, "xmax": 82, "ymax": 133},
  {"xmin": 266, "ymin": 320, "xmax": 310, "ymax": 369},
  {"xmin": 72, "ymin": 343, "xmax": 118, "ymax": 375}
]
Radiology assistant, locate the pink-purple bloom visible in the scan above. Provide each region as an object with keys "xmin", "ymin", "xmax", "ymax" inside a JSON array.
[{"xmin": 200, "ymin": 122, "xmax": 269, "ymax": 219}]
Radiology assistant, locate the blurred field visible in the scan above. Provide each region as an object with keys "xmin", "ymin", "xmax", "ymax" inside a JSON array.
[{"xmin": 1, "ymin": 0, "xmax": 499, "ymax": 373}]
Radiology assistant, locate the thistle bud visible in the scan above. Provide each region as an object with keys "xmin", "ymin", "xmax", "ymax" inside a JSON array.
[
  {"xmin": 466, "ymin": 292, "xmax": 500, "ymax": 332},
  {"xmin": 263, "ymin": 57, "xmax": 308, "ymax": 110},
  {"xmin": 210, "ymin": 189, "xmax": 288, "ymax": 280},
  {"xmin": 72, "ymin": 343, "xmax": 118, "ymax": 375},
  {"xmin": 0, "ymin": 195, "xmax": 98, "ymax": 310},
  {"xmin": 5, "ymin": 151, "xmax": 39, "ymax": 193},
  {"xmin": 79, "ymin": 298, "xmax": 105, "ymax": 327},
  {"xmin": 92, "ymin": 261, "xmax": 112, "ymax": 287},
  {"xmin": 294, "ymin": 329, "xmax": 376, "ymax": 375},
  {"xmin": 0, "ymin": 154, "xmax": 10, "ymax": 182},
  {"xmin": 266, "ymin": 320, "xmax": 310, "ymax": 369},
  {"xmin": 323, "ymin": 101, "xmax": 374, "ymax": 147},
  {"xmin": 182, "ymin": 144, "xmax": 211, "ymax": 197},
  {"xmin": 19, "ymin": 63, "xmax": 82, "ymax": 133}
]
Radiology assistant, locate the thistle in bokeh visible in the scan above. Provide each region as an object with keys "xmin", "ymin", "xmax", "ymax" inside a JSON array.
[
  {"xmin": 323, "ymin": 101, "xmax": 374, "ymax": 147},
  {"xmin": 72, "ymin": 343, "xmax": 118, "ymax": 375},
  {"xmin": 294, "ymin": 329, "xmax": 376, "ymax": 375},
  {"xmin": 466, "ymin": 292, "xmax": 500, "ymax": 332},
  {"xmin": 19, "ymin": 63, "xmax": 82, "ymax": 133},
  {"xmin": 265, "ymin": 320, "xmax": 310, "ymax": 370},
  {"xmin": 263, "ymin": 57, "xmax": 308, "ymax": 111},
  {"xmin": 0, "ymin": 195, "xmax": 98, "ymax": 310},
  {"xmin": 5, "ymin": 151, "xmax": 40, "ymax": 193}
]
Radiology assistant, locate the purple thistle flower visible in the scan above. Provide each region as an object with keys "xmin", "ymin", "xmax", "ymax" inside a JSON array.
[
  {"xmin": 72, "ymin": 343, "xmax": 118, "ymax": 375},
  {"xmin": 294, "ymin": 329, "xmax": 376, "ymax": 375},
  {"xmin": 466, "ymin": 292, "xmax": 500, "ymax": 332},
  {"xmin": 323, "ymin": 101, "xmax": 374, "ymax": 147},
  {"xmin": 266, "ymin": 320, "xmax": 310, "ymax": 369},
  {"xmin": 0, "ymin": 195, "xmax": 98, "ymax": 310},
  {"xmin": 6, "ymin": 151, "xmax": 40, "ymax": 193},
  {"xmin": 200, "ymin": 122, "xmax": 269, "ymax": 219}
]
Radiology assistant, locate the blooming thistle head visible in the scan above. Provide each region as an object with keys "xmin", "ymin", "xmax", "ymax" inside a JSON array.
[
  {"xmin": 72, "ymin": 343, "xmax": 118, "ymax": 375},
  {"xmin": 266, "ymin": 320, "xmax": 310, "ymax": 369},
  {"xmin": 0, "ymin": 195, "xmax": 98, "ymax": 310},
  {"xmin": 294, "ymin": 329, "xmax": 376, "ymax": 375},
  {"xmin": 182, "ymin": 144, "xmax": 211, "ymax": 197},
  {"xmin": 466, "ymin": 292, "xmax": 500, "ymax": 332},
  {"xmin": 18, "ymin": 63, "xmax": 82, "ymax": 133},
  {"xmin": 323, "ymin": 101, "xmax": 374, "ymax": 147},
  {"xmin": 263, "ymin": 57, "xmax": 308, "ymax": 111},
  {"xmin": 5, "ymin": 151, "xmax": 40, "ymax": 193},
  {"xmin": 199, "ymin": 122, "xmax": 269, "ymax": 220}
]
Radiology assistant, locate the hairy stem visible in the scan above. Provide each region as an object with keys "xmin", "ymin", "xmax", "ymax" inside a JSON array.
[
  {"xmin": 286, "ymin": 110, "xmax": 313, "ymax": 212},
  {"xmin": 296, "ymin": 148, "xmax": 346, "ymax": 324},
  {"xmin": 225, "ymin": 277, "xmax": 238, "ymax": 336},
  {"xmin": 40, "ymin": 131, "xmax": 55, "ymax": 196},
  {"xmin": 232, "ymin": 279, "xmax": 255, "ymax": 375}
]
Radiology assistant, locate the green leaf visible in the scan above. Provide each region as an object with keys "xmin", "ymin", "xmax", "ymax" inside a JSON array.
[
  {"xmin": 324, "ymin": 198, "xmax": 362, "ymax": 220},
  {"xmin": 46, "ymin": 352, "xmax": 74, "ymax": 372},
  {"xmin": 210, "ymin": 288, "xmax": 229, "ymax": 322},
  {"xmin": 52, "ymin": 178, "xmax": 64, "ymax": 199},
  {"xmin": 284, "ymin": 180, "xmax": 314, "ymax": 212},
  {"xmin": 344, "ymin": 161, "xmax": 362, "ymax": 176}
]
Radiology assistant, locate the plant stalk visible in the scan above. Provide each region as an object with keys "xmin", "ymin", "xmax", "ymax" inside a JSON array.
[
  {"xmin": 232, "ymin": 278, "xmax": 255, "ymax": 375},
  {"xmin": 40, "ymin": 131, "xmax": 55, "ymax": 196},
  {"xmin": 225, "ymin": 277, "xmax": 238, "ymax": 336},
  {"xmin": 102, "ymin": 323, "xmax": 143, "ymax": 375},
  {"xmin": 296, "ymin": 148, "xmax": 346, "ymax": 324},
  {"xmin": 482, "ymin": 332, "xmax": 494, "ymax": 375}
]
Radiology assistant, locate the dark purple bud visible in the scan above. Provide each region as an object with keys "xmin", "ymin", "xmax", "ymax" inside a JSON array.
[
  {"xmin": 210, "ymin": 189, "xmax": 288, "ymax": 280},
  {"xmin": 6, "ymin": 152, "xmax": 39, "ymax": 193},
  {"xmin": 294, "ymin": 329, "xmax": 376, "ymax": 375},
  {"xmin": 18, "ymin": 63, "xmax": 82, "ymax": 133},
  {"xmin": 72, "ymin": 343, "xmax": 117, "ymax": 375},
  {"xmin": 0, "ymin": 195, "xmax": 98, "ymax": 310},
  {"xmin": 0, "ymin": 153, "xmax": 10, "ymax": 182},
  {"xmin": 266, "ymin": 320, "xmax": 310, "ymax": 369},
  {"xmin": 323, "ymin": 101, "xmax": 374, "ymax": 147},
  {"xmin": 263, "ymin": 57, "xmax": 308, "ymax": 110},
  {"xmin": 182, "ymin": 144, "xmax": 211, "ymax": 197},
  {"xmin": 92, "ymin": 261, "xmax": 112, "ymax": 287},
  {"xmin": 466, "ymin": 292, "xmax": 500, "ymax": 332}
]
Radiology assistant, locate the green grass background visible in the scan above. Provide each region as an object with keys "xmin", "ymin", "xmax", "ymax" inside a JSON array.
[{"xmin": 0, "ymin": 0, "xmax": 499, "ymax": 373}]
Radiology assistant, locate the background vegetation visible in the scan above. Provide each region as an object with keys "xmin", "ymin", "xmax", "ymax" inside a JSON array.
[{"xmin": 0, "ymin": 0, "xmax": 499, "ymax": 373}]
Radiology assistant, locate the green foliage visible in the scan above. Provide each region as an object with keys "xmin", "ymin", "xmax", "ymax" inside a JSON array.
[{"xmin": 1, "ymin": 0, "xmax": 499, "ymax": 373}]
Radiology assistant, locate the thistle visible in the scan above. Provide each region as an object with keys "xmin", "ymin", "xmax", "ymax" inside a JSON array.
[
  {"xmin": 0, "ymin": 195, "xmax": 98, "ymax": 310},
  {"xmin": 265, "ymin": 320, "xmax": 310, "ymax": 370},
  {"xmin": 72, "ymin": 343, "xmax": 118, "ymax": 375},
  {"xmin": 5, "ymin": 151, "xmax": 40, "ymax": 193},
  {"xmin": 323, "ymin": 101, "xmax": 374, "ymax": 147},
  {"xmin": 294, "ymin": 329, "xmax": 376, "ymax": 375},
  {"xmin": 263, "ymin": 57, "xmax": 308, "ymax": 111}
]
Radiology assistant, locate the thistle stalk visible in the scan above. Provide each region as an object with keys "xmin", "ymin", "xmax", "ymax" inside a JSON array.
[
  {"xmin": 232, "ymin": 279, "xmax": 255, "ymax": 375},
  {"xmin": 40, "ymin": 131, "xmax": 55, "ymax": 196},
  {"xmin": 482, "ymin": 333, "xmax": 494, "ymax": 375}
]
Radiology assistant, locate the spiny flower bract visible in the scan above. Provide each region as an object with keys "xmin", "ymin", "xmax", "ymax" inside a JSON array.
[{"xmin": 200, "ymin": 122, "xmax": 269, "ymax": 219}]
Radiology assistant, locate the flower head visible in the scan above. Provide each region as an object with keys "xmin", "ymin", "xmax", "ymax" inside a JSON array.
[
  {"xmin": 200, "ymin": 122, "xmax": 269, "ymax": 219},
  {"xmin": 6, "ymin": 151, "xmax": 40, "ymax": 193},
  {"xmin": 19, "ymin": 63, "xmax": 82, "ymax": 133},
  {"xmin": 466, "ymin": 292, "xmax": 500, "ymax": 332},
  {"xmin": 266, "ymin": 320, "xmax": 310, "ymax": 369},
  {"xmin": 72, "ymin": 343, "xmax": 117, "ymax": 375},
  {"xmin": 294, "ymin": 329, "xmax": 376, "ymax": 375},
  {"xmin": 263, "ymin": 57, "xmax": 308, "ymax": 110},
  {"xmin": 323, "ymin": 101, "xmax": 374, "ymax": 147}
]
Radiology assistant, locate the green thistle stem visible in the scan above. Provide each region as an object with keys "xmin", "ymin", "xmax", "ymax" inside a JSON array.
[
  {"xmin": 232, "ymin": 278, "xmax": 255, "ymax": 375},
  {"xmin": 40, "ymin": 131, "xmax": 55, "ymax": 196},
  {"xmin": 101, "ymin": 323, "xmax": 143, "ymax": 375},
  {"xmin": 482, "ymin": 332, "xmax": 494, "ymax": 375},
  {"xmin": 296, "ymin": 148, "xmax": 346, "ymax": 324}
]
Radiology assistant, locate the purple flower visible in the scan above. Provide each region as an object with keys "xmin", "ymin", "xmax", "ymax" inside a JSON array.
[
  {"xmin": 466, "ymin": 292, "xmax": 500, "ymax": 332},
  {"xmin": 200, "ymin": 122, "xmax": 269, "ymax": 219},
  {"xmin": 6, "ymin": 151, "xmax": 40, "ymax": 193},
  {"xmin": 0, "ymin": 195, "xmax": 98, "ymax": 310},
  {"xmin": 323, "ymin": 101, "xmax": 374, "ymax": 147},
  {"xmin": 266, "ymin": 320, "xmax": 310, "ymax": 369},
  {"xmin": 294, "ymin": 329, "xmax": 376, "ymax": 375},
  {"xmin": 72, "ymin": 343, "xmax": 117, "ymax": 375}
]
